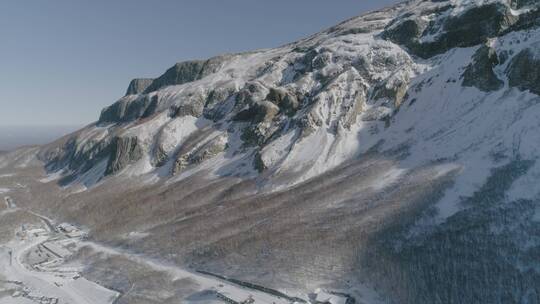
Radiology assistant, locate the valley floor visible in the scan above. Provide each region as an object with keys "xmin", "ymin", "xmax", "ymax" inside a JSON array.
[
  {"xmin": 0, "ymin": 200, "xmax": 119, "ymax": 304},
  {"xmin": 0, "ymin": 195, "xmax": 356, "ymax": 304}
]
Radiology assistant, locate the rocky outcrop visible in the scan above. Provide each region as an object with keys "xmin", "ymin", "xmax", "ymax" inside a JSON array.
[
  {"xmin": 144, "ymin": 60, "xmax": 206, "ymax": 93},
  {"xmin": 41, "ymin": 135, "xmax": 112, "ymax": 185},
  {"xmin": 371, "ymin": 72, "xmax": 410, "ymax": 108},
  {"xmin": 234, "ymin": 82, "xmax": 269, "ymax": 109},
  {"xmin": 233, "ymin": 100, "xmax": 279, "ymax": 124},
  {"xmin": 382, "ymin": 18, "xmax": 427, "ymax": 54},
  {"xmin": 98, "ymin": 99, "xmax": 129, "ymax": 124},
  {"xmin": 265, "ymin": 88, "xmax": 300, "ymax": 116},
  {"xmin": 143, "ymin": 55, "xmax": 231, "ymax": 94},
  {"xmin": 511, "ymin": 0, "xmax": 537, "ymax": 9},
  {"xmin": 234, "ymin": 100, "xmax": 281, "ymax": 146},
  {"xmin": 105, "ymin": 136, "xmax": 143, "ymax": 175},
  {"xmin": 440, "ymin": 3, "xmax": 518, "ymax": 48},
  {"xmin": 188, "ymin": 135, "xmax": 228, "ymax": 165},
  {"xmin": 169, "ymin": 93, "xmax": 207, "ymax": 118},
  {"xmin": 203, "ymin": 86, "xmax": 238, "ymax": 121},
  {"xmin": 172, "ymin": 135, "xmax": 227, "ymax": 174},
  {"xmin": 241, "ymin": 121, "xmax": 280, "ymax": 147},
  {"xmin": 383, "ymin": 3, "xmax": 520, "ymax": 58},
  {"xmin": 507, "ymin": 45, "xmax": 540, "ymax": 95},
  {"xmin": 152, "ymin": 145, "xmax": 169, "ymax": 168},
  {"xmin": 462, "ymin": 45, "xmax": 503, "ymax": 92},
  {"xmin": 99, "ymin": 95, "xmax": 160, "ymax": 124},
  {"xmin": 125, "ymin": 78, "xmax": 153, "ymax": 95}
]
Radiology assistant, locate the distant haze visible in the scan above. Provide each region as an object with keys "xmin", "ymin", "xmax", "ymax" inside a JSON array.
[
  {"xmin": 0, "ymin": 125, "xmax": 81, "ymax": 151},
  {"xmin": 0, "ymin": 0, "xmax": 400, "ymax": 127}
]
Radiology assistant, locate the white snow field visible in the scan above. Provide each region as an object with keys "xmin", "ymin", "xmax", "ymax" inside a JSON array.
[{"xmin": 0, "ymin": 222, "xmax": 119, "ymax": 304}]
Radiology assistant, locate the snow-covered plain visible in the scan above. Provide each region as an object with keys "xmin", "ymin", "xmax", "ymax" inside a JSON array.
[{"xmin": 0, "ymin": 222, "xmax": 119, "ymax": 304}]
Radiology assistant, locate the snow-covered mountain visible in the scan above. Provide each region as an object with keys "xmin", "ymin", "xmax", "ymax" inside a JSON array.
[{"xmin": 2, "ymin": 0, "xmax": 540, "ymax": 303}]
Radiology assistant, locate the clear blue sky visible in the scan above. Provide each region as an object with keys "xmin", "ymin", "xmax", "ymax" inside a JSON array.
[{"xmin": 0, "ymin": 0, "xmax": 399, "ymax": 127}]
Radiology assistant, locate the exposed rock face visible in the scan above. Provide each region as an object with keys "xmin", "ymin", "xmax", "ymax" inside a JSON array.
[
  {"xmin": 507, "ymin": 45, "xmax": 540, "ymax": 95},
  {"xmin": 462, "ymin": 45, "xmax": 503, "ymax": 92},
  {"xmin": 203, "ymin": 86, "xmax": 238, "ymax": 120},
  {"xmin": 371, "ymin": 72, "xmax": 410, "ymax": 108},
  {"xmin": 39, "ymin": 131, "xmax": 113, "ymax": 185},
  {"xmin": 105, "ymin": 136, "xmax": 143, "ymax": 175},
  {"xmin": 125, "ymin": 78, "xmax": 154, "ymax": 96},
  {"xmin": 172, "ymin": 134, "xmax": 227, "ymax": 174},
  {"xmin": 266, "ymin": 88, "xmax": 300, "ymax": 116},
  {"xmin": 235, "ymin": 101, "xmax": 279, "ymax": 124},
  {"xmin": 97, "ymin": 98, "xmax": 129, "ymax": 124},
  {"xmin": 169, "ymin": 93, "xmax": 206, "ymax": 118},
  {"xmin": 383, "ymin": 2, "xmax": 520, "ymax": 58},
  {"xmin": 152, "ymin": 145, "xmax": 168, "ymax": 168},
  {"xmin": 440, "ymin": 3, "xmax": 517, "ymax": 48},
  {"xmin": 511, "ymin": 0, "xmax": 537, "ymax": 9},
  {"xmin": 99, "ymin": 95, "xmax": 159, "ymax": 124},
  {"xmin": 236, "ymin": 100, "xmax": 281, "ymax": 146},
  {"xmin": 144, "ymin": 60, "xmax": 207, "ymax": 93},
  {"xmin": 382, "ymin": 18, "xmax": 427, "ymax": 53},
  {"xmin": 187, "ymin": 135, "xmax": 228, "ymax": 165},
  {"xmin": 143, "ymin": 55, "xmax": 231, "ymax": 94},
  {"xmin": 234, "ymin": 82, "xmax": 269, "ymax": 109}
]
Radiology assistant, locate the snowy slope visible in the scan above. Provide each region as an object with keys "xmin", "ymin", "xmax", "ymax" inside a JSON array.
[{"xmin": 36, "ymin": 0, "xmax": 540, "ymax": 210}]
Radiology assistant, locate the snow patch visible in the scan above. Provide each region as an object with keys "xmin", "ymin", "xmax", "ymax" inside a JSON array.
[
  {"xmin": 369, "ymin": 167, "xmax": 406, "ymax": 191},
  {"xmin": 39, "ymin": 170, "xmax": 64, "ymax": 183}
]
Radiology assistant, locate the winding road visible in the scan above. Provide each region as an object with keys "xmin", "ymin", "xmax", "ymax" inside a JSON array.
[{"xmin": 0, "ymin": 206, "xmax": 119, "ymax": 304}]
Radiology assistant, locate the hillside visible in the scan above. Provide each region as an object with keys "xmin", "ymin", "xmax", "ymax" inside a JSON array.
[{"xmin": 2, "ymin": 0, "xmax": 540, "ymax": 303}]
